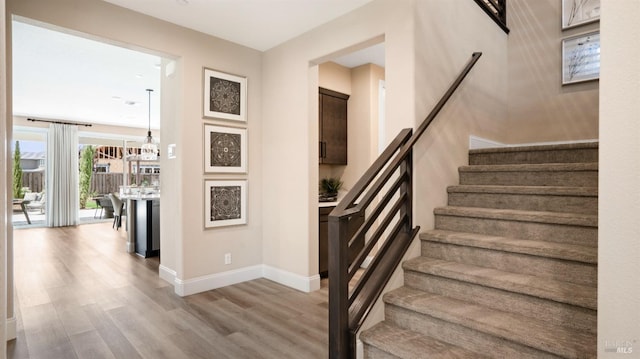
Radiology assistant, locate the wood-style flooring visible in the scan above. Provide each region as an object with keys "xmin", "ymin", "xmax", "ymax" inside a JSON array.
[{"xmin": 8, "ymin": 222, "xmax": 330, "ymax": 359}]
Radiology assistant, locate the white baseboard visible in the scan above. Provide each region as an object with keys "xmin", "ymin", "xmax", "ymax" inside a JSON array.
[
  {"xmin": 160, "ymin": 264, "xmax": 321, "ymax": 296},
  {"xmin": 356, "ymin": 338, "xmax": 363, "ymax": 359},
  {"xmin": 469, "ymin": 135, "xmax": 599, "ymax": 150},
  {"xmin": 174, "ymin": 265, "xmax": 263, "ymax": 297},
  {"xmin": 503, "ymin": 138, "xmax": 599, "ymax": 147},
  {"xmin": 262, "ymin": 265, "xmax": 321, "ymax": 293},
  {"xmin": 158, "ymin": 264, "xmax": 176, "ymax": 285},
  {"xmin": 6, "ymin": 317, "xmax": 16, "ymax": 341},
  {"xmin": 126, "ymin": 240, "xmax": 135, "ymax": 253},
  {"xmin": 469, "ymin": 135, "xmax": 506, "ymax": 149}
]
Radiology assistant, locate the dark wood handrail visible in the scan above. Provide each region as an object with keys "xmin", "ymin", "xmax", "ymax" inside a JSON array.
[
  {"xmin": 334, "ymin": 128, "xmax": 412, "ymax": 217},
  {"xmin": 473, "ymin": 0, "xmax": 509, "ymax": 34},
  {"xmin": 328, "ymin": 52, "xmax": 482, "ymax": 359}
]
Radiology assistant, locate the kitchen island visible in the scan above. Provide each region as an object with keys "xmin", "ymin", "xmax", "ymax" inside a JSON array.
[{"xmin": 124, "ymin": 194, "xmax": 160, "ymax": 258}]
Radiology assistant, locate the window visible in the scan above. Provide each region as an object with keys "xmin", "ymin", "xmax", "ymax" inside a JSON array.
[
  {"xmin": 132, "ymin": 164, "xmax": 160, "ymax": 174},
  {"xmin": 94, "ymin": 164, "xmax": 110, "ymax": 173}
]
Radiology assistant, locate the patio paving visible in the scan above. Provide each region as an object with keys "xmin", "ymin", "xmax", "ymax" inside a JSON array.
[{"xmin": 12, "ymin": 208, "xmax": 112, "ymax": 228}]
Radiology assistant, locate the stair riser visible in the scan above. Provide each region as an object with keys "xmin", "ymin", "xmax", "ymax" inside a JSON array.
[
  {"xmin": 385, "ymin": 305, "xmax": 562, "ymax": 359},
  {"xmin": 404, "ymin": 271, "xmax": 597, "ymax": 333},
  {"xmin": 421, "ymin": 241, "xmax": 597, "ymax": 287},
  {"xmin": 448, "ymin": 192, "xmax": 597, "ymax": 215},
  {"xmin": 469, "ymin": 148, "xmax": 598, "ymax": 165},
  {"xmin": 364, "ymin": 344, "xmax": 398, "ymax": 359},
  {"xmin": 459, "ymin": 170, "xmax": 597, "ymax": 187},
  {"xmin": 434, "ymin": 215, "xmax": 597, "ymax": 247},
  {"xmin": 363, "ymin": 346, "xmax": 399, "ymax": 359}
]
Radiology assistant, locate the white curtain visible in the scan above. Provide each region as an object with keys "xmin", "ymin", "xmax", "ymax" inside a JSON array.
[{"xmin": 46, "ymin": 124, "xmax": 79, "ymax": 227}]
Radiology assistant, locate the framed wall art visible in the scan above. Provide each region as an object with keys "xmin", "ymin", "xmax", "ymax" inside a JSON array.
[
  {"xmin": 562, "ymin": 0, "xmax": 600, "ymax": 30},
  {"xmin": 204, "ymin": 124, "xmax": 247, "ymax": 173},
  {"xmin": 203, "ymin": 68, "xmax": 247, "ymax": 122},
  {"xmin": 204, "ymin": 179, "xmax": 247, "ymax": 228},
  {"xmin": 562, "ymin": 31, "xmax": 600, "ymax": 85}
]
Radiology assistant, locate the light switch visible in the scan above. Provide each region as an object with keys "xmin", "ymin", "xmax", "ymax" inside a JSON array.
[{"xmin": 167, "ymin": 144, "xmax": 176, "ymax": 159}]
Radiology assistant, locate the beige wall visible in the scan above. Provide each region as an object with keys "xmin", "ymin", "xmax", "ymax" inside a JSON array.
[
  {"xmin": 507, "ymin": 0, "xmax": 599, "ymax": 143},
  {"xmin": 7, "ymin": 0, "xmax": 263, "ymax": 293},
  {"xmin": 262, "ymin": 0, "xmax": 508, "ymax": 282},
  {"xmin": 412, "ymin": 0, "xmax": 508, "ymax": 231},
  {"xmin": 368, "ymin": 64, "xmax": 384, "ymax": 162},
  {"xmin": 598, "ymin": 0, "xmax": 640, "ymax": 355},
  {"xmin": 319, "ymin": 61, "xmax": 352, "ymax": 95},
  {"xmin": 1, "ymin": 0, "xmax": 8, "ymax": 345},
  {"xmin": 262, "ymin": 0, "xmax": 416, "ymax": 281},
  {"xmin": 342, "ymin": 63, "xmax": 384, "ymax": 191}
]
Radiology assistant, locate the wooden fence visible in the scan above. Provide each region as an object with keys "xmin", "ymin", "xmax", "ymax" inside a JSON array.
[
  {"xmin": 21, "ymin": 172, "xmax": 160, "ymax": 196},
  {"xmin": 22, "ymin": 172, "xmax": 44, "ymax": 193},
  {"xmin": 91, "ymin": 173, "xmax": 124, "ymax": 195}
]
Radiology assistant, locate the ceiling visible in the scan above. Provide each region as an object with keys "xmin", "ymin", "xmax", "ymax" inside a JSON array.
[
  {"xmin": 12, "ymin": 0, "xmax": 383, "ymax": 130},
  {"xmin": 12, "ymin": 20, "xmax": 162, "ymax": 130},
  {"xmin": 102, "ymin": 0, "xmax": 375, "ymax": 52}
]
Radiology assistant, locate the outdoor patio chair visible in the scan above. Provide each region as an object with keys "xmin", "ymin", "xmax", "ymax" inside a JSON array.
[
  {"xmin": 108, "ymin": 193, "xmax": 126, "ymax": 230},
  {"xmin": 25, "ymin": 192, "xmax": 46, "ymax": 214}
]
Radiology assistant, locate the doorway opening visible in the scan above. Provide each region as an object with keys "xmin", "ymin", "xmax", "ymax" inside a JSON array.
[
  {"xmin": 11, "ymin": 17, "xmax": 165, "ymax": 228},
  {"xmin": 314, "ymin": 40, "xmax": 387, "ymax": 279}
]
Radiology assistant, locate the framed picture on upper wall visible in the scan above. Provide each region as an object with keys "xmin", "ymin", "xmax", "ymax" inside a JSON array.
[
  {"xmin": 204, "ymin": 179, "xmax": 247, "ymax": 228},
  {"xmin": 562, "ymin": 31, "xmax": 600, "ymax": 85},
  {"xmin": 562, "ymin": 0, "xmax": 600, "ymax": 30},
  {"xmin": 203, "ymin": 68, "xmax": 247, "ymax": 122},
  {"xmin": 204, "ymin": 124, "xmax": 247, "ymax": 173}
]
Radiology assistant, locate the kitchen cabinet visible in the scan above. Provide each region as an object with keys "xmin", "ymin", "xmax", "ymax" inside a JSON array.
[
  {"xmin": 127, "ymin": 197, "xmax": 160, "ymax": 258},
  {"xmin": 319, "ymin": 205, "xmax": 364, "ymax": 278},
  {"xmin": 319, "ymin": 88, "xmax": 349, "ymax": 165}
]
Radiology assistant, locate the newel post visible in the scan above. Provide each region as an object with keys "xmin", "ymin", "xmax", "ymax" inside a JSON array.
[
  {"xmin": 328, "ymin": 214, "xmax": 351, "ymax": 359},
  {"xmin": 406, "ymin": 148, "xmax": 413, "ymax": 231}
]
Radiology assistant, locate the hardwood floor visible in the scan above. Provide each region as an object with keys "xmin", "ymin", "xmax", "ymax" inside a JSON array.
[{"xmin": 8, "ymin": 222, "xmax": 330, "ymax": 359}]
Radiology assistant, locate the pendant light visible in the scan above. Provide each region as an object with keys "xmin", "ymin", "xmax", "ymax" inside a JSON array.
[{"xmin": 141, "ymin": 88, "xmax": 158, "ymax": 160}]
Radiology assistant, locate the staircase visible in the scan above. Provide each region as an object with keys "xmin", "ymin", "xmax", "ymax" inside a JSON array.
[{"xmin": 360, "ymin": 142, "xmax": 598, "ymax": 359}]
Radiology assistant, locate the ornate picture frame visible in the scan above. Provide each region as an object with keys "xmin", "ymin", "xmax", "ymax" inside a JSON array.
[
  {"xmin": 203, "ymin": 68, "xmax": 247, "ymax": 122},
  {"xmin": 562, "ymin": 31, "xmax": 600, "ymax": 85},
  {"xmin": 204, "ymin": 179, "xmax": 247, "ymax": 228},
  {"xmin": 562, "ymin": 0, "xmax": 600, "ymax": 30},
  {"xmin": 204, "ymin": 124, "xmax": 247, "ymax": 173}
]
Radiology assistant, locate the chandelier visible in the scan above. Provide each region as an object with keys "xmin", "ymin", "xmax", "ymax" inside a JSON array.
[{"xmin": 140, "ymin": 88, "xmax": 158, "ymax": 160}]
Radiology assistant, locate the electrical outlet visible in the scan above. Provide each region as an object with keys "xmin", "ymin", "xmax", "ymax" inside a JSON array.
[{"xmin": 224, "ymin": 253, "xmax": 232, "ymax": 265}]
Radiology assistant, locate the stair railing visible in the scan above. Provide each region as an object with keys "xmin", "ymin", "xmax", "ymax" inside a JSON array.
[
  {"xmin": 328, "ymin": 52, "xmax": 482, "ymax": 359},
  {"xmin": 473, "ymin": 0, "xmax": 509, "ymax": 33}
]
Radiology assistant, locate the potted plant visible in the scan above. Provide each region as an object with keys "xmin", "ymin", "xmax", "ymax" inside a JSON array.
[{"xmin": 319, "ymin": 177, "xmax": 343, "ymax": 202}]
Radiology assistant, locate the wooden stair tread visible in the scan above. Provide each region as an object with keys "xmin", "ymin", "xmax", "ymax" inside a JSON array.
[
  {"xmin": 459, "ymin": 162, "xmax": 598, "ymax": 172},
  {"xmin": 360, "ymin": 322, "xmax": 487, "ymax": 359},
  {"xmin": 434, "ymin": 206, "xmax": 598, "ymax": 227},
  {"xmin": 420, "ymin": 229, "xmax": 597, "ymax": 263},
  {"xmin": 384, "ymin": 286, "xmax": 596, "ymax": 358},
  {"xmin": 447, "ymin": 185, "xmax": 597, "ymax": 196},
  {"xmin": 402, "ymin": 257, "xmax": 596, "ymax": 309}
]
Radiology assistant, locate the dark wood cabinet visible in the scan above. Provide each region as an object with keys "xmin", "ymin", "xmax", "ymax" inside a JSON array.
[
  {"xmin": 319, "ymin": 206, "xmax": 364, "ymax": 278},
  {"xmin": 319, "ymin": 88, "xmax": 349, "ymax": 165},
  {"xmin": 319, "ymin": 206, "xmax": 333, "ymax": 277}
]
